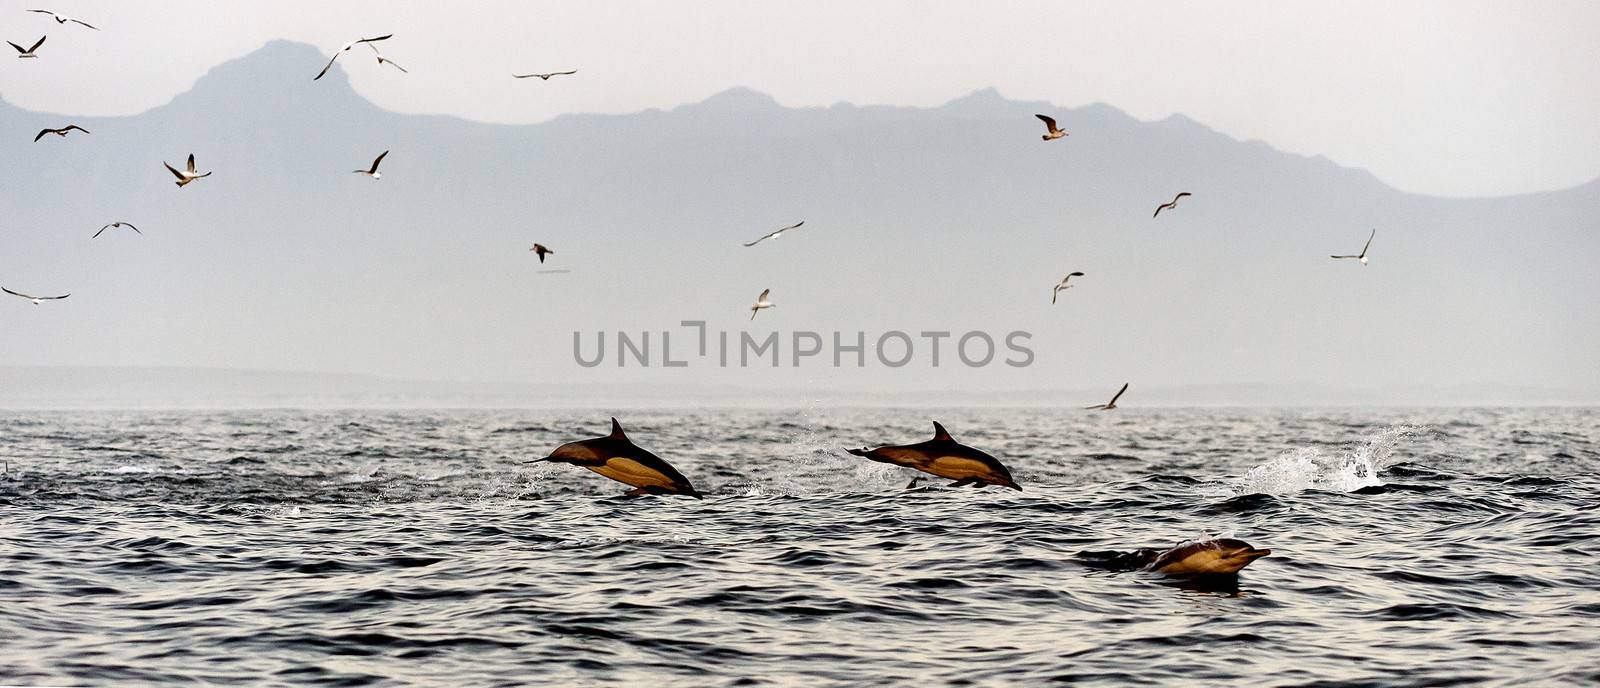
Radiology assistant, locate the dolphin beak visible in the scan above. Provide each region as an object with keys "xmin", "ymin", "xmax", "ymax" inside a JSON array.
[
  {"xmin": 1245, "ymin": 547, "xmax": 1271, "ymax": 559},
  {"xmin": 524, "ymin": 456, "xmax": 554, "ymax": 464}
]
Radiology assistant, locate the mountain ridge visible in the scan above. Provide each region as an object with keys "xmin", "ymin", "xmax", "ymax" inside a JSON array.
[{"xmin": 4, "ymin": 39, "xmax": 1590, "ymax": 200}]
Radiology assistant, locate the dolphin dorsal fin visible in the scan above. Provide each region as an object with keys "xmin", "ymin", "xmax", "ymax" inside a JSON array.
[
  {"xmin": 610, "ymin": 417, "xmax": 626, "ymax": 439},
  {"xmin": 932, "ymin": 421, "xmax": 952, "ymax": 441}
]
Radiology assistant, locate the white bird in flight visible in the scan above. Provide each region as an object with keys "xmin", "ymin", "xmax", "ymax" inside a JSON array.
[
  {"xmin": 164, "ymin": 154, "xmax": 211, "ymax": 188},
  {"xmin": 3, "ymin": 287, "xmax": 70, "ymax": 305},
  {"xmin": 1052, "ymin": 271, "xmax": 1085, "ymax": 304},
  {"xmin": 93, "ymin": 222, "xmax": 141, "ymax": 238},
  {"xmin": 1084, "ymin": 383, "xmax": 1129, "ymax": 411},
  {"xmin": 1036, "ymin": 114, "xmax": 1067, "ymax": 141},
  {"xmin": 1331, "ymin": 229, "xmax": 1376, "ymax": 265},
  {"xmin": 8, "ymin": 36, "xmax": 45, "ymax": 58},
  {"xmin": 25, "ymin": 9, "xmax": 97, "ymax": 30},
  {"xmin": 749, "ymin": 289, "xmax": 775, "ymax": 320},
  {"xmin": 314, "ymin": 34, "xmax": 392, "ymax": 80},
  {"xmin": 513, "ymin": 70, "xmax": 576, "ymax": 80},
  {"xmin": 353, "ymin": 150, "xmax": 388, "ymax": 179},
  {"xmin": 742, "ymin": 221, "xmax": 805, "ymax": 247}
]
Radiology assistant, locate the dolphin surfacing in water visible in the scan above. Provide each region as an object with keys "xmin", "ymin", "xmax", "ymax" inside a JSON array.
[
  {"xmin": 1078, "ymin": 538, "xmax": 1271, "ymax": 576},
  {"xmin": 530, "ymin": 418, "xmax": 703, "ymax": 498},
  {"xmin": 848, "ymin": 421, "xmax": 1021, "ymax": 490},
  {"xmin": 1144, "ymin": 538, "xmax": 1271, "ymax": 575}
]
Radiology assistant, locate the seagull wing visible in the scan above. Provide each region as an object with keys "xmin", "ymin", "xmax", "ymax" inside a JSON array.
[
  {"xmin": 552, "ymin": 70, "xmax": 577, "ymax": 77},
  {"xmin": 383, "ymin": 58, "xmax": 407, "ymax": 72},
  {"xmin": 64, "ymin": 124, "xmax": 88, "ymax": 134},
  {"xmin": 33, "ymin": 129, "xmax": 52, "ymax": 142},
  {"xmin": 1153, "ymin": 203, "xmax": 1166, "ymax": 218},
  {"xmin": 314, "ymin": 52, "xmax": 340, "ymax": 80},
  {"xmin": 2, "ymin": 287, "xmax": 37, "ymax": 300},
  {"xmin": 8, "ymin": 41, "xmax": 25, "ymax": 53},
  {"xmin": 1107, "ymin": 382, "xmax": 1129, "ymax": 406},
  {"xmin": 1052, "ymin": 285, "xmax": 1059, "ymax": 304},
  {"xmin": 164, "ymin": 162, "xmax": 186, "ymax": 180},
  {"xmin": 127, "ymin": 223, "xmax": 141, "ymax": 234},
  {"xmin": 371, "ymin": 150, "xmax": 388, "ymax": 172},
  {"xmin": 742, "ymin": 221, "xmax": 803, "ymax": 247},
  {"xmin": 25, "ymin": 9, "xmax": 53, "ymax": 16},
  {"xmin": 1330, "ymin": 255, "xmax": 1358, "ymax": 260},
  {"xmin": 187, "ymin": 154, "xmax": 197, "ymax": 173},
  {"xmin": 93, "ymin": 224, "xmax": 111, "ymax": 238},
  {"xmin": 1082, "ymin": 404, "xmax": 1105, "ymax": 410},
  {"xmin": 1360, "ymin": 229, "xmax": 1375, "ymax": 257},
  {"xmin": 357, "ymin": 34, "xmax": 393, "ymax": 44},
  {"xmin": 512, "ymin": 73, "xmax": 537, "ymax": 78},
  {"xmin": 758, "ymin": 288, "xmax": 770, "ymax": 302},
  {"xmin": 40, "ymin": 293, "xmax": 69, "ymax": 300},
  {"xmin": 28, "ymin": 36, "xmax": 45, "ymax": 52},
  {"xmin": 1035, "ymin": 114, "xmax": 1058, "ymax": 132},
  {"xmin": 70, "ymin": 18, "xmax": 98, "ymax": 30}
]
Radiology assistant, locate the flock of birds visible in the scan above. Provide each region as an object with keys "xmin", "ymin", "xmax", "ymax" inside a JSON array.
[
  {"xmin": 0, "ymin": 9, "xmax": 1304, "ymax": 578},
  {"xmin": 4, "ymin": 11, "xmax": 1386, "ymax": 415}
]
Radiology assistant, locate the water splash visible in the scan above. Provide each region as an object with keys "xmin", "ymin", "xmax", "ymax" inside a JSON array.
[{"xmin": 1230, "ymin": 425, "xmax": 1420, "ymax": 496}]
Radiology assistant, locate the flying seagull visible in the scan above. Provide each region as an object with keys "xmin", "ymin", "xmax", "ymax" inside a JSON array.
[
  {"xmin": 749, "ymin": 288, "xmax": 774, "ymax": 320},
  {"xmin": 1331, "ymin": 229, "xmax": 1376, "ymax": 265},
  {"xmin": 25, "ymin": 9, "xmax": 96, "ymax": 30},
  {"xmin": 164, "ymin": 154, "xmax": 211, "ymax": 188},
  {"xmin": 353, "ymin": 150, "xmax": 388, "ymax": 178},
  {"xmin": 1036, "ymin": 114, "xmax": 1068, "ymax": 141},
  {"xmin": 1052, "ymin": 271, "xmax": 1085, "ymax": 304},
  {"xmin": 314, "ymin": 34, "xmax": 392, "ymax": 80},
  {"xmin": 513, "ymin": 70, "xmax": 576, "ymax": 80},
  {"xmin": 742, "ymin": 221, "xmax": 805, "ymax": 247},
  {"xmin": 1084, "ymin": 383, "xmax": 1129, "ymax": 411},
  {"xmin": 9, "ymin": 36, "xmax": 45, "ymax": 58},
  {"xmin": 3, "ymin": 287, "xmax": 69, "ymax": 305},
  {"xmin": 93, "ymin": 222, "xmax": 141, "ymax": 238},
  {"xmin": 1152, "ymin": 192, "xmax": 1191, "ymax": 218},
  {"xmin": 530, "ymin": 243, "xmax": 553, "ymax": 263},
  {"xmin": 33, "ymin": 124, "xmax": 88, "ymax": 141}
]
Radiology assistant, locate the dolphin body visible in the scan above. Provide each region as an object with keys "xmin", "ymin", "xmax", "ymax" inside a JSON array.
[
  {"xmin": 847, "ymin": 421, "xmax": 1021, "ymax": 490},
  {"xmin": 1077, "ymin": 538, "xmax": 1272, "ymax": 576},
  {"xmin": 1143, "ymin": 538, "xmax": 1271, "ymax": 575},
  {"xmin": 531, "ymin": 418, "xmax": 702, "ymax": 498}
]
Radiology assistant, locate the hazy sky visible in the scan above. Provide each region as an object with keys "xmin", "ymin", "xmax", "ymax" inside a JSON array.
[{"xmin": 2, "ymin": 1, "xmax": 1596, "ymax": 198}]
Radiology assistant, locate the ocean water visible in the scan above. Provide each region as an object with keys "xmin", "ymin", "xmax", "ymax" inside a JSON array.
[{"xmin": 1, "ymin": 407, "xmax": 1597, "ymax": 686}]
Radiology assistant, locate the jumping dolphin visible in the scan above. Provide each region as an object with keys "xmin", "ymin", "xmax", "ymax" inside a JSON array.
[
  {"xmin": 847, "ymin": 421, "xmax": 1021, "ymax": 490},
  {"xmin": 529, "ymin": 417, "xmax": 702, "ymax": 498}
]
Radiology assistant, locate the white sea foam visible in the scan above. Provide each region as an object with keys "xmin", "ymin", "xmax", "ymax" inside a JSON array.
[{"xmin": 1230, "ymin": 425, "xmax": 1420, "ymax": 496}]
